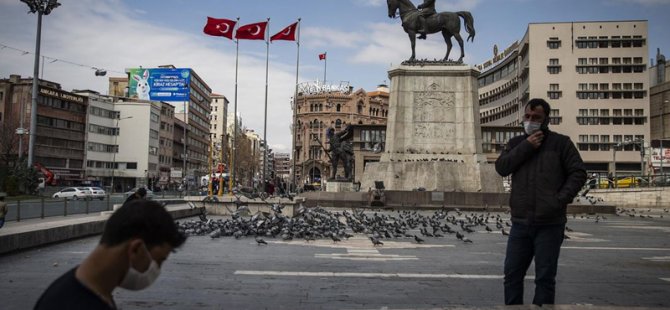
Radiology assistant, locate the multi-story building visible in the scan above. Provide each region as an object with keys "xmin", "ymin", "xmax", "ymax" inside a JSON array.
[
  {"xmin": 112, "ymin": 99, "xmax": 162, "ymax": 191},
  {"xmin": 0, "ymin": 75, "xmax": 87, "ymax": 185},
  {"xmin": 294, "ymin": 84, "xmax": 389, "ymax": 187},
  {"xmin": 649, "ymin": 48, "xmax": 670, "ymax": 172},
  {"xmin": 74, "ymin": 90, "xmax": 118, "ymax": 189},
  {"xmin": 273, "ymin": 152, "xmax": 291, "ymax": 182},
  {"xmin": 210, "ymin": 93, "xmax": 229, "ymax": 148},
  {"xmin": 350, "ymin": 124, "xmax": 386, "ymax": 185},
  {"xmin": 158, "ymin": 103, "xmax": 175, "ymax": 188},
  {"xmin": 477, "ymin": 20, "xmax": 650, "ymax": 175},
  {"xmin": 109, "ymin": 65, "xmax": 213, "ymax": 187}
]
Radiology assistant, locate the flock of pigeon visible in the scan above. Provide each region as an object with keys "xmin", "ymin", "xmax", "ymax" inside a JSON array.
[{"xmin": 175, "ymin": 201, "xmax": 517, "ymax": 246}]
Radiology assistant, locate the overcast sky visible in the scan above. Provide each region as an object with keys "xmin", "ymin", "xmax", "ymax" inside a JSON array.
[{"xmin": 1, "ymin": 0, "xmax": 669, "ymax": 154}]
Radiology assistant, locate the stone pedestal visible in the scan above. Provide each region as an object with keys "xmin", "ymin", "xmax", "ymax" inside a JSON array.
[
  {"xmin": 361, "ymin": 64, "xmax": 503, "ymax": 193},
  {"xmin": 326, "ymin": 181, "xmax": 355, "ymax": 192}
]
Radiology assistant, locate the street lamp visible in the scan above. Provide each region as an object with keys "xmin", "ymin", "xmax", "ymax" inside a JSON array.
[
  {"xmin": 111, "ymin": 116, "xmax": 133, "ymax": 193},
  {"xmin": 23, "ymin": 0, "xmax": 61, "ymax": 168}
]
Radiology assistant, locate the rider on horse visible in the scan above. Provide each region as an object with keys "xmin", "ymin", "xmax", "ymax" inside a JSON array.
[{"xmin": 417, "ymin": 0, "xmax": 436, "ymax": 39}]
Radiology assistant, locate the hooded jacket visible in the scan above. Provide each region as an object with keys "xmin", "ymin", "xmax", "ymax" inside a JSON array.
[{"xmin": 495, "ymin": 130, "xmax": 587, "ymax": 225}]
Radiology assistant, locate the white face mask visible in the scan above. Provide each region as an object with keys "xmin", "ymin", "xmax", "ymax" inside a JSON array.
[
  {"xmin": 523, "ymin": 121, "xmax": 542, "ymax": 135},
  {"xmin": 120, "ymin": 245, "xmax": 161, "ymax": 291}
]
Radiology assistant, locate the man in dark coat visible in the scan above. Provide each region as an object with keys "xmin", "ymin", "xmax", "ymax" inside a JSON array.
[{"xmin": 495, "ymin": 98, "xmax": 586, "ymax": 306}]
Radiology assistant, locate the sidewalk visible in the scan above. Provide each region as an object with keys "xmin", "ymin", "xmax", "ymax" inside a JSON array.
[{"xmin": 0, "ymin": 204, "xmax": 199, "ymax": 255}]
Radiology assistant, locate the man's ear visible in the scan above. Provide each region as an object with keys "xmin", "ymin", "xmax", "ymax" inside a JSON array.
[{"xmin": 126, "ymin": 238, "xmax": 145, "ymax": 256}]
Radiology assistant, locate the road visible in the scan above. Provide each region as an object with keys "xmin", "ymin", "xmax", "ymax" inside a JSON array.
[{"xmin": 0, "ymin": 210, "xmax": 668, "ymax": 309}]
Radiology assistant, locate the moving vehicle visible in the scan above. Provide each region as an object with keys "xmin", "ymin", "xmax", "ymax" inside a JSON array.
[
  {"xmin": 84, "ymin": 187, "xmax": 107, "ymax": 200},
  {"xmin": 52, "ymin": 187, "xmax": 92, "ymax": 200}
]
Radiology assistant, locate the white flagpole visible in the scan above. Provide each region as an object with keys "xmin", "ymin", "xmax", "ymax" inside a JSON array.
[
  {"xmin": 230, "ymin": 17, "xmax": 240, "ymax": 195},
  {"xmin": 263, "ymin": 17, "xmax": 271, "ymax": 185},
  {"xmin": 323, "ymin": 52, "xmax": 327, "ymax": 85},
  {"xmin": 291, "ymin": 19, "xmax": 301, "ymax": 191}
]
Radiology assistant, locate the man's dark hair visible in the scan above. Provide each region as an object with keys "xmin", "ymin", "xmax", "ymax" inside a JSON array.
[
  {"xmin": 525, "ymin": 98, "xmax": 551, "ymax": 118},
  {"xmin": 100, "ymin": 200, "xmax": 186, "ymax": 248}
]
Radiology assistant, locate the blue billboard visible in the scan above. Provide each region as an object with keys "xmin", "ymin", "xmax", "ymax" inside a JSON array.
[{"xmin": 127, "ymin": 68, "xmax": 191, "ymax": 102}]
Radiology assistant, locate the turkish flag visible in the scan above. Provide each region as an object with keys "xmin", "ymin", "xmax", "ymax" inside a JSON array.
[
  {"xmin": 270, "ymin": 22, "xmax": 298, "ymax": 42},
  {"xmin": 203, "ymin": 17, "xmax": 236, "ymax": 40},
  {"xmin": 236, "ymin": 21, "xmax": 268, "ymax": 40},
  {"xmin": 319, "ymin": 53, "xmax": 327, "ymax": 60}
]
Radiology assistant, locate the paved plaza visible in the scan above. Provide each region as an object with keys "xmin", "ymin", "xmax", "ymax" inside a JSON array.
[{"xmin": 0, "ymin": 209, "xmax": 668, "ymax": 309}]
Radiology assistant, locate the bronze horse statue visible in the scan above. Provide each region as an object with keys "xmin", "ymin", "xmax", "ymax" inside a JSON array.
[{"xmin": 387, "ymin": 0, "xmax": 475, "ymax": 62}]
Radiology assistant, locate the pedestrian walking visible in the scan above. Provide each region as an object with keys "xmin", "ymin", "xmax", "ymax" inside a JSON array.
[
  {"xmin": 34, "ymin": 199, "xmax": 187, "ymax": 309},
  {"xmin": 495, "ymin": 98, "xmax": 587, "ymax": 306}
]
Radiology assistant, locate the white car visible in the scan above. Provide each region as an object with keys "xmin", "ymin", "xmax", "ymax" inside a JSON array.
[
  {"xmin": 52, "ymin": 187, "xmax": 92, "ymax": 200},
  {"xmin": 85, "ymin": 187, "xmax": 107, "ymax": 200}
]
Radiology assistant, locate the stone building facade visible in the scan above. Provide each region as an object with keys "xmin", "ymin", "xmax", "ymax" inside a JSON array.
[
  {"xmin": 294, "ymin": 85, "xmax": 389, "ymax": 188},
  {"xmin": 0, "ymin": 75, "xmax": 87, "ymax": 185}
]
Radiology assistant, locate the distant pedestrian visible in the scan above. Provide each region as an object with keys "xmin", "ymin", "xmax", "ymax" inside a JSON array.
[
  {"xmin": 0, "ymin": 193, "xmax": 7, "ymax": 229},
  {"xmin": 34, "ymin": 200, "xmax": 187, "ymax": 309},
  {"xmin": 123, "ymin": 187, "xmax": 147, "ymax": 206},
  {"xmin": 495, "ymin": 98, "xmax": 587, "ymax": 306}
]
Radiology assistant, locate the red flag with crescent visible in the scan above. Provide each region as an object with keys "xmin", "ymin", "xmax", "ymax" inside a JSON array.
[
  {"xmin": 203, "ymin": 17, "xmax": 236, "ymax": 40},
  {"xmin": 270, "ymin": 21, "xmax": 298, "ymax": 42},
  {"xmin": 236, "ymin": 21, "xmax": 268, "ymax": 40}
]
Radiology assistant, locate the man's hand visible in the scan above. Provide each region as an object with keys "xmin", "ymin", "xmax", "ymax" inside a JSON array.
[{"xmin": 526, "ymin": 131, "xmax": 544, "ymax": 149}]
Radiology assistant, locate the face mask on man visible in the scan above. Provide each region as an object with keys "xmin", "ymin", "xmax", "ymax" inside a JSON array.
[
  {"xmin": 120, "ymin": 244, "xmax": 161, "ymax": 291},
  {"xmin": 523, "ymin": 121, "xmax": 542, "ymax": 135}
]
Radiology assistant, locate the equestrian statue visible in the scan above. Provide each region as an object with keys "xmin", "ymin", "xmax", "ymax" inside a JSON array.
[{"xmin": 387, "ymin": 0, "xmax": 475, "ymax": 62}]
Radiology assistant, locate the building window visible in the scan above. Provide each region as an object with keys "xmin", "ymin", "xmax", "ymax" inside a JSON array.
[
  {"xmin": 547, "ymin": 37, "xmax": 561, "ymax": 49},
  {"xmin": 336, "ymin": 104, "xmax": 341, "ymax": 112},
  {"xmin": 549, "ymin": 109, "xmax": 562, "ymax": 125}
]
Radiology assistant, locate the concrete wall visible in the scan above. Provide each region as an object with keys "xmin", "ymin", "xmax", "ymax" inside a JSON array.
[
  {"xmin": 588, "ymin": 187, "xmax": 670, "ymax": 208},
  {"xmin": 0, "ymin": 206, "xmax": 200, "ymax": 255}
]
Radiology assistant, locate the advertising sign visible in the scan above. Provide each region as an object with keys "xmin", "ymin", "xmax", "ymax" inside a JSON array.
[
  {"xmin": 127, "ymin": 68, "xmax": 191, "ymax": 102},
  {"xmin": 650, "ymin": 148, "xmax": 670, "ymax": 167}
]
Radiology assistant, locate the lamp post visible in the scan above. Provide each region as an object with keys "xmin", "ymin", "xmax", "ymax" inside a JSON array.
[
  {"xmin": 111, "ymin": 116, "xmax": 132, "ymax": 193},
  {"xmin": 22, "ymin": 0, "xmax": 61, "ymax": 168}
]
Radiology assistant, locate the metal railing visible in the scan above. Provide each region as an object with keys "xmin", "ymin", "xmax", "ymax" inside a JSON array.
[{"xmin": 3, "ymin": 193, "xmax": 184, "ymax": 222}]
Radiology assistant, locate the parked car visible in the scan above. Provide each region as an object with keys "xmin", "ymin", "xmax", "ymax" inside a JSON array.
[
  {"xmin": 85, "ymin": 187, "xmax": 107, "ymax": 200},
  {"xmin": 123, "ymin": 187, "xmax": 154, "ymax": 199},
  {"xmin": 52, "ymin": 187, "xmax": 92, "ymax": 200}
]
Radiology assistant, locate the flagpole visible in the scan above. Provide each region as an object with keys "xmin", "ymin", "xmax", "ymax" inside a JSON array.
[
  {"xmin": 262, "ymin": 17, "xmax": 270, "ymax": 187},
  {"xmin": 291, "ymin": 18, "xmax": 301, "ymax": 193},
  {"xmin": 230, "ymin": 17, "xmax": 240, "ymax": 195},
  {"xmin": 323, "ymin": 52, "xmax": 327, "ymax": 85}
]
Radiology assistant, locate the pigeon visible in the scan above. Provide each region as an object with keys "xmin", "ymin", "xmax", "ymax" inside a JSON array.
[
  {"xmin": 330, "ymin": 234, "xmax": 342, "ymax": 243},
  {"xmin": 255, "ymin": 237, "xmax": 268, "ymax": 245},
  {"xmin": 501, "ymin": 228, "xmax": 509, "ymax": 236},
  {"xmin": 369, "ymin": 236, "xmax": 384, "ymax": 246},
  {"xmin": 413, "ymin": 235, "xmax": 425, "ymax": 244},
  {"xmin": 565, "ymin": 226, "xmax": 574, "ymax": 232},
  {"xmin": 485, "ymin": 226, "xmax": 493, "ymax": 233}
]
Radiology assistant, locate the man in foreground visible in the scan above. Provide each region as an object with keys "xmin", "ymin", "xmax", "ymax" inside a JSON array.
[
  {"xmin": 34, "ymin": 200, "xmax": 187, "ymax": 309},
  {"xmin": 495, "ymin": 98, "xmax": 586, "ymax": 305}
]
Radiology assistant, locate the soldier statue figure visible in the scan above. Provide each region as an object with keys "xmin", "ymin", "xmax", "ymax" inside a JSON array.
[
  {"xmin": 327, "ymin": 125, "xmax": 354, "ymax": 181},
  {"xmin": 416, "ymin": 0, "xmax": 436, "ymax": 40}
]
